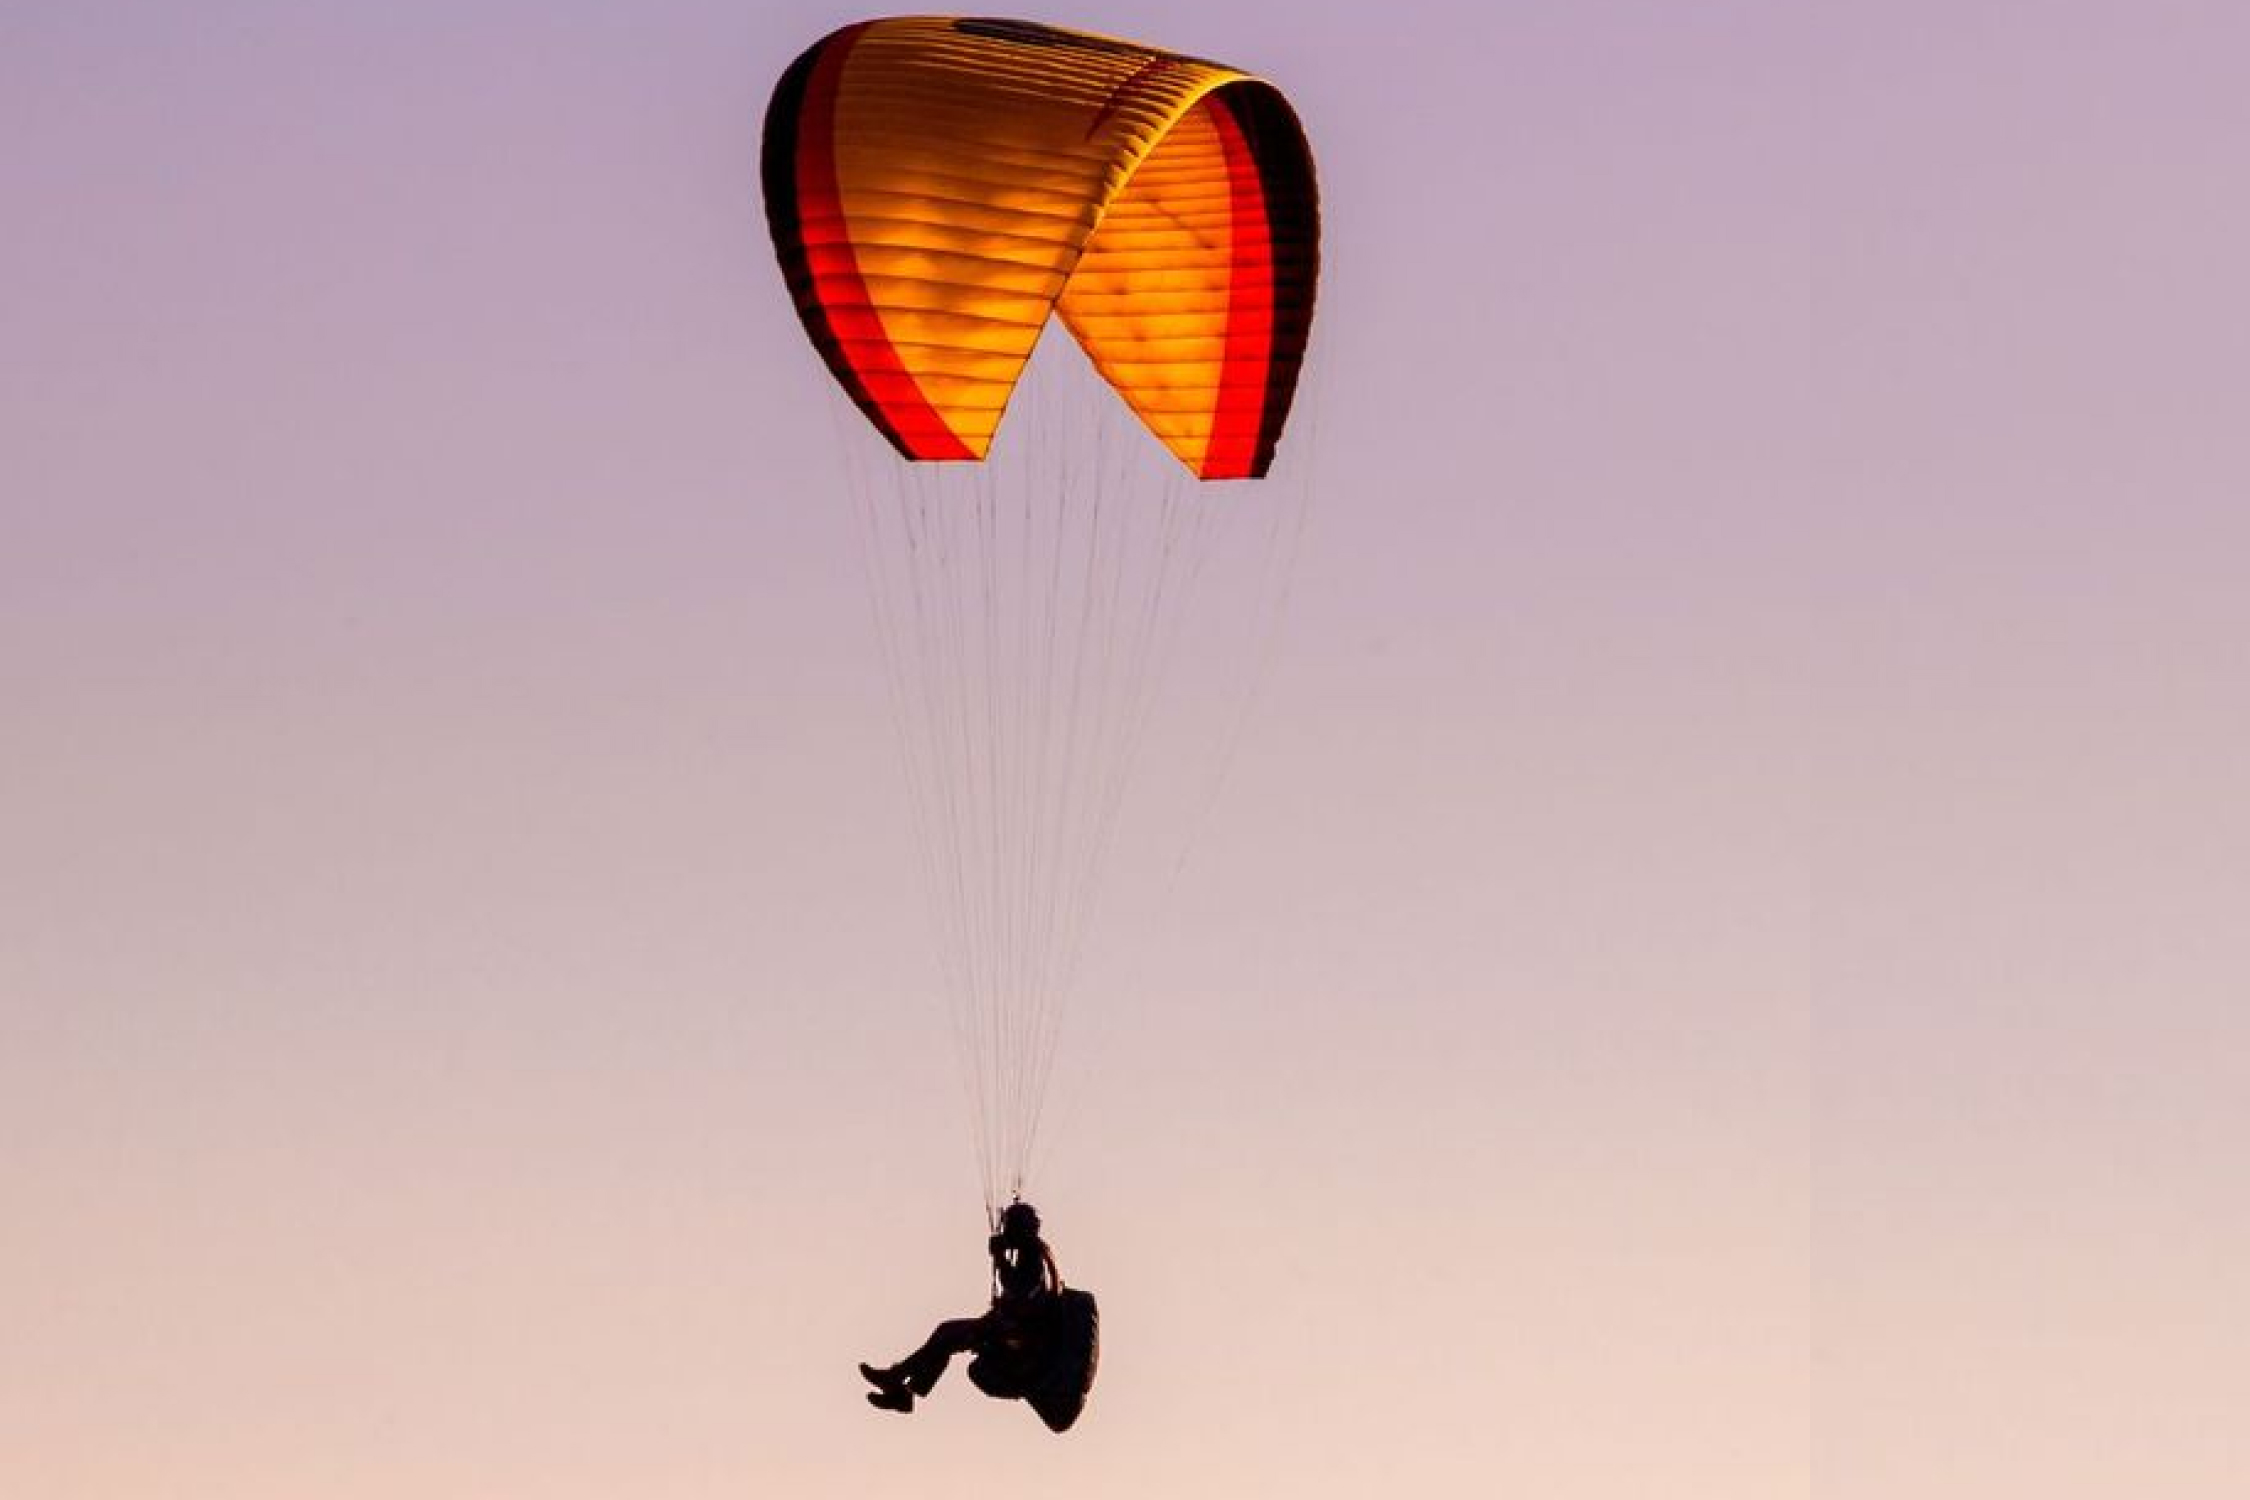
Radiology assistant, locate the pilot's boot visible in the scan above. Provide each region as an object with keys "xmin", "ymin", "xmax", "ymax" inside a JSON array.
[{"xmin": 866, "ymin": 1386, "xmax": 913, "ymax": 1413}]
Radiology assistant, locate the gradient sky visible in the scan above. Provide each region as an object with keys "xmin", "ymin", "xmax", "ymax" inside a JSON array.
[{"xmin": 4, "ymin": 2, "xmax": 2240, "ymax": 1497}]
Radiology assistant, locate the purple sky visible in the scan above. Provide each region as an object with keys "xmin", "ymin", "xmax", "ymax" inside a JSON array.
[{"xmin": 5, "ymin": 2, "xmax": 2244, "ymax": 1495}]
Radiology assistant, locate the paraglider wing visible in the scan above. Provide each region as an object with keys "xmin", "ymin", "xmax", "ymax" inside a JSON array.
[{"xmin": 761, "ymin": 16, "xmax": 1318, "ymax": 478}]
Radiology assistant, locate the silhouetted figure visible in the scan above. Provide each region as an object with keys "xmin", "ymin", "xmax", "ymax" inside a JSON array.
[{"xmin": 859, "ymin": 1201, "xmax": 1100, "ymax": 1433}]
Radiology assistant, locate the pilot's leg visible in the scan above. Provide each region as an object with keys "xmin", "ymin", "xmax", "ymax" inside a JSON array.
[{"xmin": 894, "ymin": 1314, "xmax": 989, "ymax": 1395}]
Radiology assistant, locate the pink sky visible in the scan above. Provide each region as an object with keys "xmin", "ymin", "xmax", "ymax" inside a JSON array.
[{"xmin": 5, "ymin": 2, "xmax": 2243, "ymax": 1496}]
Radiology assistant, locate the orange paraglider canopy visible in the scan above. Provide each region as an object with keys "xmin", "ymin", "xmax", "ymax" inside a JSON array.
[{"xmin": 762, "ymin": 16, "xmax": 1319, "ymax": 480}]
